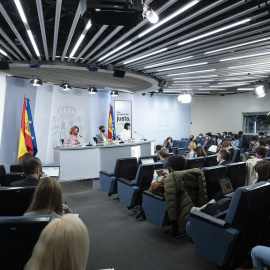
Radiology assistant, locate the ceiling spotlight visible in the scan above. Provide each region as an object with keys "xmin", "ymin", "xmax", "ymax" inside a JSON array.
[
  {"xmin": 254, "ymin": 84, "xmax": 267, "ymax": 98},
  {"xmin": 142, "ymin": 3, "xmax": 159, "ymax": 24},
  {"xmin": 110, "ymin": 90, "xmax": 119, "ymax": 97},
  {"xmin": 30, "ymin": 77, "xmax": 42, "ymax": 87},
  {"xmin": 177, "ymin": 93, "xmax": 192, "ymax": 103},
  {"xmin": 60, "ymin": 82, "xmax": 71, "ymax": 91},
  {"xmin": 158, "ymin": 88, "xmax": 163, "ymax": 93},
  {"xmin": 88, "ymin": 86, "xmax": 98, "ymax": 94},
  {"xmin": 142, "ymin": 93, "xmax": 146, "ymax": 96}
]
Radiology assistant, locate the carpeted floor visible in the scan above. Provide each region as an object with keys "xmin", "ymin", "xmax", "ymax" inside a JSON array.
[{"xmin": 63, "ymin": 186, "xmax": 217, "ymax": 270}]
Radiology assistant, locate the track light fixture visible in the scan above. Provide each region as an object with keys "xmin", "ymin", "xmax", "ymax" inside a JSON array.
[
  {"xmin": 142, "ymin": 2, "xmax": 159, "ymax": 24},
  {"xmin": 150, "ymin": 92, "xmax": 154, "ymax": 97},
  {"xmin": 177, "ymin": 93, "xmax": 192, "ymax": 103},
  {"xmin": 88, "ymin": 86, "xmax": 98, "ymax": 94},
  {"xmin": 110, "ymin": 90, "xmax": 119, "ymax": 97},
  {"xmin": 253, "ymin": 82, "xmax": 267, "ymax": 98},
  {"xmin": 60, "ymin": 82, "xmax": 71, "ymax": 91},
  {"xmin": 158, "ymin": 88, "xmax": 163, "ymax": 93},
  {"xmin": 30, "ymin": 77, "xmax": 42, "ymax": 86}
]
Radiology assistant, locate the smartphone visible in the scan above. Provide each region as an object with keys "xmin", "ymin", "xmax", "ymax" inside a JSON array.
[{"xmin": 40, "ymin": 172, "xmax": 45, "ymax": 177}]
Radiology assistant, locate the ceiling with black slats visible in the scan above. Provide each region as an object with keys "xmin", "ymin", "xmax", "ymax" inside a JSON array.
[{"xmin": 1, "ymin": 0, "xmax": 270, "ymax": 96}]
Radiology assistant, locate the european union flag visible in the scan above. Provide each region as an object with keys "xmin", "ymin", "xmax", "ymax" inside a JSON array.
[{"xmin": 26, "ymin": 99, "xmax": 38, "ymax": 156}]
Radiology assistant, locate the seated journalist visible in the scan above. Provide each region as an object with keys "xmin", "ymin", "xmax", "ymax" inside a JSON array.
[
  {"xmin": 10, "ymin": 157, "xmax": 42, "ymax": 187},
  {"xmin": 149, "ymin": 154, "xmax": 186, "ymax": 196}
]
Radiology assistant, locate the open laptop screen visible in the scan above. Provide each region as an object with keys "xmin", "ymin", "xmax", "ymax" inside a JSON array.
[
  {"xmin": 42, "ymin": 166, "xmax": 60, "ymax": 178},
  {"xmin": 141, "ymin": 158, "xmax": 155, "ymax": 164}
]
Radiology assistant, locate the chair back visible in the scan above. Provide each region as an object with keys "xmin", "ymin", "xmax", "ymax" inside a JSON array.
[
  {"xmin": 0, "ymin": 215, "xmax": 54, "ymax": 270},
  {"xmin": 0, "ymin": 187, "xmax": 36, "ymax": 216},
  {"xmin": 172, "ymin": 140, "xmax": 181, "ymax": 148},
  {"xmin": 10, "ymin": 164, "xmax": 23, "ymax": 173},
  {"xmin": 186, "ymin": 157, "xmax": 205, "ymax": 169},
  {"xmin": 202, "ymin": 165, "xmax": 227, "ymax": 200},
  {"xmin": 231, "ymin": 148, "xmax": 240, "ymax": 162},
  {"xmin": 225, "ymin": 183, "xmax": 270, "ymax": 260},
  {"xmin": 226, "ymin": 162, "xmax": 246, "ymax": 190},
  {"xmin": 135, "ymin": 163, "xmax": 164, "ymax": 189},
  {"xmin": 204, "ymin": 155, "xmax": 218, "ymax": 167},
  {"xmin": 0, "ymin": 165, "xmax": 6, "ymax": 186},
  {"xmin": 137, "ymin": 155, "xmax": 158, "ymax": 166},
  {"xmin": 5, "ymin": 173, "xmax": 25, "ymax": 187},
  {"xmin": 113, "ymin": 158, "xmax": 138, "ymax": 181}
]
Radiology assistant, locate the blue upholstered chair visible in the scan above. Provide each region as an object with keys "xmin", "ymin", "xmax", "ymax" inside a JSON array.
[
  {"xmin": 137, "ymin": 155, "xmax": 158, "ymax": 167},
  {"xmin": 186, "ymin": 182, "xmax": 270, "ymax": 268},
  {"xmin": 172, "ymin": 140, "xmax": 181, "ymax": 153},
  {"xmin": 142, "ymin": 190, "xmax": 169, "ymax": 227},
  {"xmin": 0, "ymin": 215, "xmax": 54, "ymax": 270},
  {"xmin": 204, "ymin": 154, "xmax": 218, "ymax": 167},
  {"xmin": 117, "ymin": 163, "xmax": 164, "ymax": 208},
  {"xmin": 226, "ymin": 162, "xmax": 246, "ymax": 190},
  {"xmin": 202, "ymin": 165, "xmax": 227, "ymax": 200},
  {"xmin": 0, "ymin": 165, "xmax": 6, "ymax": 186},
  {"xmin": 186, "ymin": 157, "xmax": 205, "ymax": 169},
  {"xmin": 231, "ymin": 148, "xmax": 240, "ymax": 162},
  {"xmin": 99, "ymin": 157, "xmax": 138, "ymax": 196},
  {"xmin": 0, "ymin": 186, "xmax": 36, "ymax": 216}
]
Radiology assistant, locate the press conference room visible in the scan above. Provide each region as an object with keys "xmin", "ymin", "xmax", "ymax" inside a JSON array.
[{"xmin": 1, "ymin": 0, "xmax": 270, "ymax": 269}]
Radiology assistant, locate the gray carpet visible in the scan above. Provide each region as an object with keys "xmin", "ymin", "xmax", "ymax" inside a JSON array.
[{"xmin": 64, "ymin": 188, "xmax": 217, "ymax": 270}]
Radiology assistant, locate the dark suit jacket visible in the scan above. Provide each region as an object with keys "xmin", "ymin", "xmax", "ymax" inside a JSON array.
[
  {"xmin": 9, "ymin": 176, "xmax": 39, "ymax": 187},
  {"xmin": 96, "ymin": 133, "xmax": 108, "ymax": 143},
  {"xmin": 219, "ymin": 160, "xmax": 231, "ymax": 166},
  {"xmin": 203, "ymin": 138, "xmax": 214, "ymax": 150}
]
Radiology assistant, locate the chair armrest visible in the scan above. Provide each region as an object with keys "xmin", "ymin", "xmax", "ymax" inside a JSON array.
[
  {"xmin": 99, "ymin": 170, "xmax": 113, "ymax": 177},
  {"xmin": 143, "ymin": 190, "xmax": 165, "ymax": 201},
  {"xmin": 117, "ymin": 177, "xmax": 136, "ymax": 186},
  {"xmin": 190, "ymin": 211, "xmax": 230, "ymax": 229}
]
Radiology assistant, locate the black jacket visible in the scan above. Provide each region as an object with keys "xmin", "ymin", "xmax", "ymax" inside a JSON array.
[{"xmin": 10, "ymin": 176, "xmax": 39, "ymax": 187}]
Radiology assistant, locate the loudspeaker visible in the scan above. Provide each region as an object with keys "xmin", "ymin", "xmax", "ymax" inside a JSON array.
[
  {"xmin": 0, "ymin": 61, "xmax": 9, "ymax": 70},
  {"xmin": 113, "ymin": 69, "xmax": 126, "ymax": 78}
]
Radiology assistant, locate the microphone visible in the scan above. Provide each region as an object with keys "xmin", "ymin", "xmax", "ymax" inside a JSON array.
[
  {"xmin": 134, "ymin": 131, "xmax": 147, "ymax": 141},
  {"xmin": 79, "ymin": 135, "xmax": 92, "ymax": 146},
  {"xmin": 117, "ymin": 135, "xmax": 125, "ymax": 144}
]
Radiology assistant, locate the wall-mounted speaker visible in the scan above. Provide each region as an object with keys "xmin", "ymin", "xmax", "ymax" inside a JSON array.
[
  {"xmin": 0, "ymin": 61, "xmax": 9, "ymax": 70},
  {"xmin": 113, "ymin": 69, "xmax": 126, "ymax": 78}
]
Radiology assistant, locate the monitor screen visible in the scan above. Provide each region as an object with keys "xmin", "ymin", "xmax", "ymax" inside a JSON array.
[
  {"xmin": 141, "ymin": 158, "xmax": 155, "ymax": 164},
  {"xmin": 42, "ymin": 166, "xmax": 60, "ymax": 178}
]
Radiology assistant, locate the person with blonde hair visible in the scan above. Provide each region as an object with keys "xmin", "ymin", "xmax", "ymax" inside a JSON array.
[
  {"xmin": 186, "ymin": 142, "xmax": 197, "ymax": 159},
  {"xmin": 24, "ymin": 177, "xmax": 72, "ymax": 218},
  {"xmin": 24, "ymin": 214, "xmax": 89, "ymax": 270},
  {"xmin": 64, "ymin": 126, "xmax": 81, "ymax": 145}
]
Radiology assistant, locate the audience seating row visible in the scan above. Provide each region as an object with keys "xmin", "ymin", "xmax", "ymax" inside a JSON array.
[
  {"xmin": 0, "ymin": 164, "xmax": 25, "ymax": 187},
  {"xmin": 186, "ymin": 181, "xmax": 270, "ymax": 268},
  {"xmin": 142, "ymin": 162, "xmax": 246, "ymax": 228}
]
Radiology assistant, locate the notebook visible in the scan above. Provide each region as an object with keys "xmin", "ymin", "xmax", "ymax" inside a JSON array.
[{"xmin": 42, "ymin": 166, "xmax": 60, "ymax": 179}]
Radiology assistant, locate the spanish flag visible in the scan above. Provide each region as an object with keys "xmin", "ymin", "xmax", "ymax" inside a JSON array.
[
  {"xmin": 108, "ymin": 104, "xmax": 116, "ymax": 140},
  {"xmin": 18, "ymin": 98, "xmax": 38, "ymax": 160}
]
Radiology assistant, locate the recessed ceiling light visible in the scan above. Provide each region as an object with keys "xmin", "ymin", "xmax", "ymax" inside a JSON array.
[
  {"xmin": 220, "ymin": 51, "xmax": 270, "ymax": 62},
  {"xmin": 237, "ymin": 88, "xmax": 254, "ymax": 91},
  {"xmin": 99, "ymin": 41, "xmax": 132, "ymax": 61}
]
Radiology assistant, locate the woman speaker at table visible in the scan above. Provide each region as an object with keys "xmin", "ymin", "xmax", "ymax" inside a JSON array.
[
  {"xmin": 63, "ymin": 126, "xmax": 81, "ymax": 145},
  {"xmin": 96, "ymin": 125, "xmax": 111, "ymax": 143}
]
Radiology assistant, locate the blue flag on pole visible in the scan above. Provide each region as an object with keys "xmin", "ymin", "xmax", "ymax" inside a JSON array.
[{"xmin": 26, "ymin": 99, "xmax": 38, "ymax": 156}]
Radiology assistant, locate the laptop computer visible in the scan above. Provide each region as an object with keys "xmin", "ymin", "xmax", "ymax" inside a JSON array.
[
  {"xmin": 42, "ymin": 166, "xmax": 60, "ymax": 179},
  {"xmin": 141, "ymin": 158, "xmax": 155, "ymax": 164},
  {"xmin": 218, "ymin": 177, "xmax": 234, "ymax": 197}
]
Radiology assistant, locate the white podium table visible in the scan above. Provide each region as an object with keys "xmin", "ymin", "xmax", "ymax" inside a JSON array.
[{"xmin": 53, "ymin": 140, "xmax": 154, "ymax": 182}]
